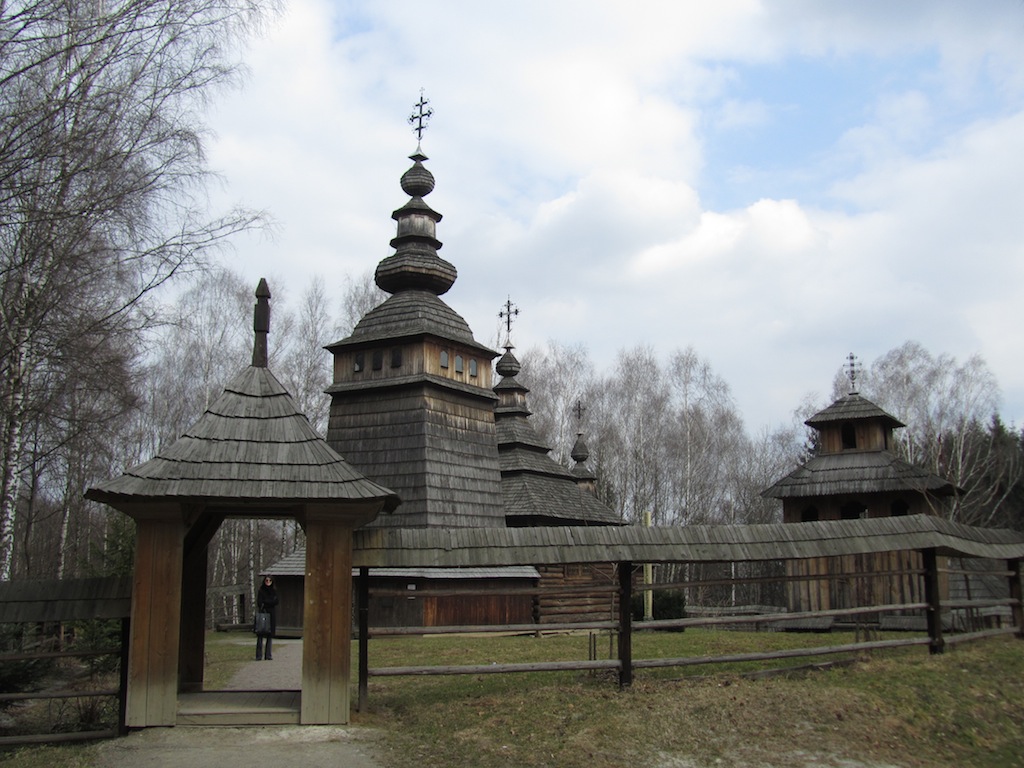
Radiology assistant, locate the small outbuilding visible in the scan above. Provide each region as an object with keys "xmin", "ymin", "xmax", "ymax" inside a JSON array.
[{"xmin": 763, "ymin": 382, "xmax": 959, "ymax": 616}]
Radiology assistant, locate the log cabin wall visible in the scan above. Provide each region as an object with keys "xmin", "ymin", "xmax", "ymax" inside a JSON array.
[
  {"xmin": 535, "ymin": 564, "xmax": 619, "ymax": 625},
  {"xmin": 782, "ymin": 497, "xmax": 947, "ymax": 613}
]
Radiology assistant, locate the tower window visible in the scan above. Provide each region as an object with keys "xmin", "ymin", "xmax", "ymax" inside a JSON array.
[
  {"xmin": 841, "ymin": 422, "xmax": 857, "ymax": 450},
  {"xmin": 354, "ymin": 352, "xmax": 364, "ymax": 373},
  {"xmin": 372, "ymin": 349, "xmax": 383, "ymax": 371},
  {"xmin": 841, "ymin": 502, "xmax": 866, "ymax": 520},
  {"xmin": 391, "ymin": 348, "xmax": 403, "ymax": 368},
  {"xmin": 469, "ymin": 359, "xmax": 478, "ymax": 377},
  {"xmin": 440, "ymin": 350, "xmax": 449, "ymax": 369},
  {"xmin": 801, "ymin": 506, "xmax": 819, "ymax": 523},
  {"xmin": 455, "ymin": 355, "xmax": 464, "ymax": 373},
  {"xmin": 891, "ymin": 499, "xmax": 910, "ymax": 517}
]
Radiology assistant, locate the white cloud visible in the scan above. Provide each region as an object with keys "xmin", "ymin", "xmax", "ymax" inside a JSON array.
[{"xmin": 204, "ymin": 0, "xmax": 1024, "ymax": 432}]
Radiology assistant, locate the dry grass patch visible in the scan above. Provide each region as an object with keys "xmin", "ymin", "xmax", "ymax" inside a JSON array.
[{"xmin": 360, "ymin": 631, "xmax": 1024, "ymax": 768}]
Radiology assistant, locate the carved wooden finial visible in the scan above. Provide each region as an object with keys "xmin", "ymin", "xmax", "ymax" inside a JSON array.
[
  {"xmin": 408, "ymin": 89, "xmax": 433, "ymax": 145},
  {"xmin": 498, "ymin": 295, "xmax": 519, "ymax": 346},
  {"xmin": 252, "ymin": 278, "xmax": 271, "ymax": 367}
]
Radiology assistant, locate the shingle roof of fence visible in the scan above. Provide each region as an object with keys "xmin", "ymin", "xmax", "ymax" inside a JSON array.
[{"xmin": 351, "ymin": 515, "xmax": 1024, "ymax": 567}]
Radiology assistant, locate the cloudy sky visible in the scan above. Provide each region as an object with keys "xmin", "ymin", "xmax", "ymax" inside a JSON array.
[{"xmin": 207, "ymin": 0, "xmax": 1024, "ymax": 434}]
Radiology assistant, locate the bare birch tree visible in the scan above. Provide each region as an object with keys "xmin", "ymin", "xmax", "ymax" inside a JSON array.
[
  {"xmin": 0, "ymin": 0, "xmax": 273, "ymax": 579},
  {"xmin": 517, "ymin": 340, "xmax": 595, "ymax": 466}
]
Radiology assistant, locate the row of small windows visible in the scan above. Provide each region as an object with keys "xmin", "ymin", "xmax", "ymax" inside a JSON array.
[
  {"xmin": 440, "ymin": 350, "xmax": 478, "ymax": 377},
  {"xmin": 352, "ymin": 348, "xmax": 479, "ymax": 377},
  {"xmin": 800, "ymin": 499, "xmax": 911, "ymax": 522},
  {"xmin": 353, "ymin": 348, "xmax": 403, "ymax": 373}
]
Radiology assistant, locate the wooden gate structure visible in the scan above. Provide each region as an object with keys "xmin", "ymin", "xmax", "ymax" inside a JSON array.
[{"xmin": 85, "ymin": 281, "xmax": 398, "ymax": 727}]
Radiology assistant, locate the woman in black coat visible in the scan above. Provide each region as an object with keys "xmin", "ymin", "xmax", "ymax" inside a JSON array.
[{"xmin": 255, "ymin": 575, "xmax": 279, "ymax": 660}]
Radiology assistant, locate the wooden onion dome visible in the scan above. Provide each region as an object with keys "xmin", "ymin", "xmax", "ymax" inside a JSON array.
[
  {"xmin": 325, "ymin": 127, "xmax": 503, "ymax": 529},
  {"xmin": 570, "ymin": 430, "xmax": 598, "ymax": 494}
]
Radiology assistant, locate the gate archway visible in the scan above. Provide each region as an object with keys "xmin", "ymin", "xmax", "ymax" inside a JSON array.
[{"xmin": 87, "ymin": 281, "xmax": 398, "ymax": 727}]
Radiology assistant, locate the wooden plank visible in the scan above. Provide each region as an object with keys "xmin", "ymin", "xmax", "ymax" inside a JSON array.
[
  {"xmin": 369, "ymin": 659, "xmax": 620, "ymax": 677},
  {"xmin": 633, "ymin": 636, "xmax": 930, "ymax": 670},
  {"xmin": 125, "ymin": 515, "xmax": 183, "ymax": 727},
  {"xmin": 368, "ymin": 620, "xmax": 617, "ymax": 636},
  {"xmin": 0, "ymin": 577, "xmax": 131, "ymax": 623},
  {"xmin": 300, "ymin": 519, "xmax": 354, "ymax": 725},
  {"xmin": 0, "ymin": 729, "xmax": 119, "ymax": 747}
]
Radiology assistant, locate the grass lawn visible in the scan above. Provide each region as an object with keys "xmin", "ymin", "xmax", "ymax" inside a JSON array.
[
  {"xmin": 3, "ymin": 630, "xmax": 1023, "ymax": 768},
  {"xmin": 356, "ymin": 630, "xmax": 1024, "ymax": 768}
]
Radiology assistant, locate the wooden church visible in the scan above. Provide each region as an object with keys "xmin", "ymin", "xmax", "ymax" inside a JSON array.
[
  {"xmin": 267, "ymin": 106, "xmax": 620, "ymax": 630},
  {"xmin": 762, "ymin": 363, "xmax": 960, "ymax": 616}
]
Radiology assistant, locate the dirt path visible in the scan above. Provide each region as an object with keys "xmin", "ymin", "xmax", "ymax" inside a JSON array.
[{"xmin": 90, "ymin": 639, "xmax": 387, "ymax": 768}]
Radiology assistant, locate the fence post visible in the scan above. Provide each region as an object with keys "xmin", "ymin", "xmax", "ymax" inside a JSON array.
[
  {"xmin": 922, "ymin": 548, "xmax": 944, "ymax": 655},
  {"xmin": 358, "ymin": 567, "xmax": 370, "ymax": 711},
  {"xmin": 1008, "ymin": 559, "xmax": 1023, "ymax": 640},
  {"xmin": 618, "ymin": 561, "xmax": 633, "ymax": 688}
]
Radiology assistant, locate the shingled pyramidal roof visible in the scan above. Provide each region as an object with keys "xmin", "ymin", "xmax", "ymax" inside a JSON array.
[
  {"xmin": 87, "ymin": 280, "xmax": 399, "ymax": 512},
  {"xmin": 763, "ymin": 390, "xmax": 958, "ymax": 501}
]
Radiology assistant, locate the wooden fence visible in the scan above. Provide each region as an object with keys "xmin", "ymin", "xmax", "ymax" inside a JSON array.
[
  {"xmin": 0, "ymin": 577, "xmax": 131, "ymax": 747},
  {"xmin": 354, "ymin": 549, "xmax": 1024, "ymax": 710}
]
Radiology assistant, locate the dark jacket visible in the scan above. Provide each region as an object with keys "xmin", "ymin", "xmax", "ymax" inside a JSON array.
[{"xmin": 257, "ymin": 582, "xmax": 279, "ymax": 636}]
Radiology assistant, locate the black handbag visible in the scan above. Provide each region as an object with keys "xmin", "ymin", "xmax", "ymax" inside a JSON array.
[{"xmin": 253, "ymin": 610, "xmax": 272, "ymax": 636}]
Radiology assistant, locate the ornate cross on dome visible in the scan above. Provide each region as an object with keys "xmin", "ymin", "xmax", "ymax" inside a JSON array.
[
  {"xmin": 498, "ymin": 296, "xmax": 519, "ymax": 345},
  {"xmin": 573, "ymin": 398, "xmax": 587, "ymax": 424},
  {"xmin": 408, "ymin": 89, "xmax": 433, "ymax": 142},
  {"xmin": 845, "ymin": 352, "xmax": 862, "ymax": 393}
]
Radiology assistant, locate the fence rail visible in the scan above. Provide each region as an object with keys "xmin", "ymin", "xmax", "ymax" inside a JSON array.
[
  {"xmin": 355, "ymin": 551, "xmax": 1024, "ymax": 711},
  {"xmin": 0, "ymin": 577, "xmax": 130, "ymax": 747}
]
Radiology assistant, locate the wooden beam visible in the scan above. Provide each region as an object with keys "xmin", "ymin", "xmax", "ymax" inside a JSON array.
[
  {"xmin": 358, "ymin": 567, "xmax": 369, "ymax": 712},
  {"xmin": 922, "ymin": 548, "xmax": 944, "ymax": 655},
  {"xmin": 618, "ymin": 561, "xmax": 633, "ymax": 689},
  {"xmin": 301, "ymin": 519, "xmax": 354, "ymax": 724},
  {"xmin": 126, "ymin": 514, "xmax": 184, "ymax": 726},
  {"xmin": 1009, "ymin": 559, "xmax": 1023, "ymax": 640}
]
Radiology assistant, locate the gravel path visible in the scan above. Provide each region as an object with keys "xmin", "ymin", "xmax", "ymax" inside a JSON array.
[
  {"xmin": 89, "ymin": 638, "xmax": 387, "ymax": 768},
  {"xmin": 224, "ymin": 636, "xmax": 303, "ymax": 690}
]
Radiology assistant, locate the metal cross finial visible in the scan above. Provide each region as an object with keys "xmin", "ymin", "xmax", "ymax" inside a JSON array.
[
  {"xmin": 498, "ymin": 296, "xmax": 519, "ymax": 344},
  {"xmin": 845, "ymin": 352, "xmax": 862, "ymax": 393},
  {"xmin": 573, "ymin": 398, "xmax": 587, "ymax": 424},
  {"xmin": 408, "ymin": 89, "xmax": 433, "ymax": 142}
]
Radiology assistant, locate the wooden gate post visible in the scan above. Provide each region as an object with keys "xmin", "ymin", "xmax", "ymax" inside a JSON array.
[
  {"xmin": 618, "ymin": 561, "xmax": 633, "ymax": 688},
  {"xmin": 922, "ymin": 548, "xmax": 944, "ymax": 655},
  {"xmin": 1008, "ymin": 559, "xmax": 1024, "ymax": 640},
  {"xmin": 126, "ymin": 513, "xmax": 184, "ymax": 726},
  {"xmin": 358, "ymin": 567, "xmax": 370, "ymax": 711}
]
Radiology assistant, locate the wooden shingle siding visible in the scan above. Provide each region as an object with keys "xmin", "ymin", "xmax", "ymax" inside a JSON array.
[
  {"xmin": 764, "ymin": 451, "xmax": 958, "ymax": 498},
  {"xmin": 87, "ymin": 366, "xmax": 398, "ymax": 507},
  {"xmin": 329, "ymin": 379, "xmax": 505, "ymax": 529}
]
